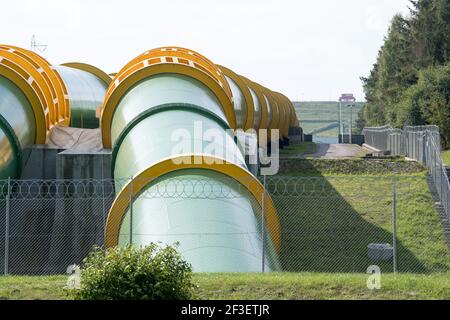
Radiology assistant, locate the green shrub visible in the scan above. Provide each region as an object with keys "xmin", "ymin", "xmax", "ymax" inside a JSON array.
[
  {"xmin": 70, "ymin": 243, "xmax": 196, "ymax": 300},
  {"xmin": 396, "ymin": 63, "xmax": 450, "ymax": 148}
]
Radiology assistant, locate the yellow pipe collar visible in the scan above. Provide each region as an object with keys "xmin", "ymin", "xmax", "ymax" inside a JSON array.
[
  {"xmin": 7, "ymin": 45, "xmax": 71, "ymax": 126},
  {"xmin": 217, "ymin": 65, "xmax": 255, "ymax": 131},
  {"xmin": 128, "ymin": 47, "xmax": 232, "ymax": 99},
  {"xmin": 277, "ymin": 92, "xmax": 298, "ymax": 127},
  {"xmin": 100, "ymin": 63, "xmax": 236, "ymax": 148},
  {"xmin": 100, "ymin": 48, "xmax": 238, "ymax": 148},
  {"xmin": 0, "ymin": 45, "xmax": 69, "ymax": 143},
  {"xmin": 239, "ymin": 76, "xmax": 268, "ymax": 131},
  {"xmin": 262, "ymin": 88, "xmax": 280, "ymax": 132},
  {"xmin": 272, "ymin": 92, "xmax": 291, "ymax": 138},
  {"xmin": 104, "ymin": 154, "xmax": 281, "ymax": 252}
]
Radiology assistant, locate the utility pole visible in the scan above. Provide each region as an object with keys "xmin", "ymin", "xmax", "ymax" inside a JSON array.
[
  {"xmin": 338, "ymin": 101, "xmax": 342, "ymax": 144},
  {"xmin": 349, "ymin": 104, "xmax": 353, "ymax": 144}
]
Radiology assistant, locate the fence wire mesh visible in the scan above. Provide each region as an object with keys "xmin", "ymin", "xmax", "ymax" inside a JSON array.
[{"xmin": 0, "ymin": 175, "xmax": 449, "ymax": 276}]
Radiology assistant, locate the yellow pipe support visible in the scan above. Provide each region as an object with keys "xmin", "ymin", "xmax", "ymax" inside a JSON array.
[
  {"xmin": 279, "ymin": 93, "xmax": 291, "ymax": 137},
  {"xmin": 239, "ymin": 76, "xmax": 268, "ymax": 130},
  {"xmin": 6, "ymin": 45, "xmax": 71, "ymax": 126},
  {"xmin": 217, "ymin": 65, "xmax": 255, "ymax": 130},
  {"xmin": 0, "ymin": 65, "xmax": 48, "ymax": 143},
  {"xmin": 273, "ymin": 92, "xmax": 291, "ymax": 138},
  {"xmin": 0, "ymin": 45, "xmax": 70, "ymax": 143},
  {"xmin": 0, "ymin": 48, "xmax": 53, "ymax": 125},
  {"xmin": 61, "ymin": 62, "xmax": 112, "ymax": 86},
  {"xmin": 262, "ymin": 87, "xmax": 280, "ymax": 133},
  {"xmin": 271, "ymin": 91, "xmax": 285, "ymax": 135},
  {"xmin": 104, "ymin": 154, "xmax": 281, "ymax": 252},
  {"xmin": 125, "ymin": 47, "xmax": 232, "ymax": 99},
  {"xmin": 277, "ymin": 92, "xmax": 298, "ymax": 127},
  {"xmin": 0, "ymin": 46, "xmax": 62, "ymax": 129},
  {"xmin": 101, "ymin": 50, "xmax": 237, "ymax": 148},
  {"xmin": 278, "ymin": 92, "xmax": 299, "ymax": 127}
]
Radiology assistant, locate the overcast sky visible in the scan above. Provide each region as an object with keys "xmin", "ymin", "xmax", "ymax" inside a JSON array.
[{"xmin": 1, "ymin": 0, "xmax": 411, "ymax": 101}]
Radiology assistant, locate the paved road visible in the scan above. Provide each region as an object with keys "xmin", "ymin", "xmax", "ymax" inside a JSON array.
[{"xmin": 304, "ymin": 143, "xmax": 368, "ymax": 159}]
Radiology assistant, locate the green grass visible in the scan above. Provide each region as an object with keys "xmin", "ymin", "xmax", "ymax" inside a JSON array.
[
  {"xmin": 0, "ymin": 273, "xmax": 448, "ymax": 300},
  {"xmin": 441, "ymin": 150, "xmax": 450, "ymax": 165},
  {"xmin": 195, "ymin": 273, "xmax": 450, "ymax": 300},
  {"xmin": 0, "ymin": 275, "xmax": 67, "ymax": 300},
  {"xmin": 267, "ymin": 161, "xmax": 449, "ymax": 273},
  {"xmin": 0, "ymin": 158, "xmax": 447, "ymax": 300},
  {"xmin": 278, "ymin": 158, "xmax": 427, "ymax": 175},
  {"xmin": 279, "ymin": 142, "xmax": 317, "ymax": 157},
  {"xmin": 272, "ymin": 155, "xmax": 448, "ymax": 280}
]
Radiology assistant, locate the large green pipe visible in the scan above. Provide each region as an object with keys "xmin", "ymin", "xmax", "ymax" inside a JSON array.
[
  {"xmin": 118, "ymin": 169, "xmax": 280, "ymax": 272},
  {"xmin": 110, "ymin": 73, "xmax": 280, "ymax": 271},
  {"xmin": 103, "ymin": 47, "xmax": 282, "ymax": 272},
  {"xmin": 54, "ymin": 65, "xmax": 109, "ymax": 129},
  {"xmin": 0, "ymin": 45, "xmax": 112, "ymax": 179},
  {"xmin": 0, "ymin": 75, "xmax": 36, "ymax": 179}
]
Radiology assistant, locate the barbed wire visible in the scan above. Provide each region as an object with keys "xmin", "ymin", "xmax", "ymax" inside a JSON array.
[
  {"xmin": 0, "ymin": 176, "xmax": 420, "ymax": 199},
  {"xmin": 0, "ymin": 173, "xmax": 447, "ymax": 275}
]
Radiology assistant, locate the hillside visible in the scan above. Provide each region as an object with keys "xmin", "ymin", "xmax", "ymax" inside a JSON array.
[{"xmin": 293, "ymin": 101, "xmax": 364, "ymax": 141}]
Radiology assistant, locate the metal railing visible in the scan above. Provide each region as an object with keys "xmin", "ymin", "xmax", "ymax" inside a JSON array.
[
  {"xmin": 363, "ymin": 125, "xmax": 449, "ymax": 221},
  {"xmin": 0, "ymin": 175, "xmax": 448, "ymax": 276}
]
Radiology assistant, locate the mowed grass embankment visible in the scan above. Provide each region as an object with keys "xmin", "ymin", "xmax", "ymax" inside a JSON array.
[{"xmin": 0, "ymin": 273, "xmax": 448, "ymax": 300}]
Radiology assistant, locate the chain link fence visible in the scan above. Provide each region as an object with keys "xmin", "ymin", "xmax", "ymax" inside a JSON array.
[
  {"xmin": 363, "ymin": 125, "xmax": 449, "ymax": 221},
  {"xmin": 0, "ymin": 175, "xmax": 449, "ymax": 276}
]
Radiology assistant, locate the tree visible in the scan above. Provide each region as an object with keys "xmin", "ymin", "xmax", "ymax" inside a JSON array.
[
  {"xmin": 397, "ymin": 63, "xmax": 450, "ymax": 147},
  {"xmin": 361, "ymin": 0, "xmax": 450, "ymax": 145}
]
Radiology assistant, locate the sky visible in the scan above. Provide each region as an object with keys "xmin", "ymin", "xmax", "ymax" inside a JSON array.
[{"xmin": 1, "ymin": 0, "xmax": 411, "ymax": 101}]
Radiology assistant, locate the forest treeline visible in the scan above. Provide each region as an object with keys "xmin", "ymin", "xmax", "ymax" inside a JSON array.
[{"xmin": 358, "ymin": 0, "xmax": 450, "ymax": 147}]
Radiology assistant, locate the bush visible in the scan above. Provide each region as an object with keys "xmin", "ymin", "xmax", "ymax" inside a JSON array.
[{"xmin": 70, "ymin": 243, "xmax": 196, "ymax": 300}]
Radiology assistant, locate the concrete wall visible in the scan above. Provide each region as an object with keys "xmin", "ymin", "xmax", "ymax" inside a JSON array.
[
  {"xmin": 56, "ymin": 150, "xmax": 111, "ymax": 180},
  {"xmin": 21, "ymin": 146, "xmax": 63, "ymax": 179}
]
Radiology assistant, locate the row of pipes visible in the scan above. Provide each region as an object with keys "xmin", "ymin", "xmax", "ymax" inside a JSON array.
[{"xmin": 0, "ymin": 45, "xmax": 300, "ymax": 271}]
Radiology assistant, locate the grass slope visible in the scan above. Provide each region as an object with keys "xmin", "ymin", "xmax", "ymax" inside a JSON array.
[
  {"xmin": 268, "ymin": 173, "xmax": 450, "ymax": 273},
  {"xmin": 279, "ymin": 157, "xmax": 427, "ymax": 175},
  {"xmin": 0, "ymin": 273, "xmax": 448, "ymax": 300}
]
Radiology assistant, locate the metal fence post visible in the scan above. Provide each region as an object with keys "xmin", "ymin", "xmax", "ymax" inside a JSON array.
[
  {"xmin": 101, "ymin": 157, "xmax": 106, "ymax": 230},
  {"xmin": 261, "ymin": 175, "xmax": 266, "ymax": 273},
  {"xmin": 4, "ymin": 177, "xmax": 10, "ymax": 276},
  {"xmin": 129, "ymin": 176, "xmax": 134, "ymax": 245},
  {"xmin": 392, "ymin": 175, "xmax": 397, "ymax": 274}
]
